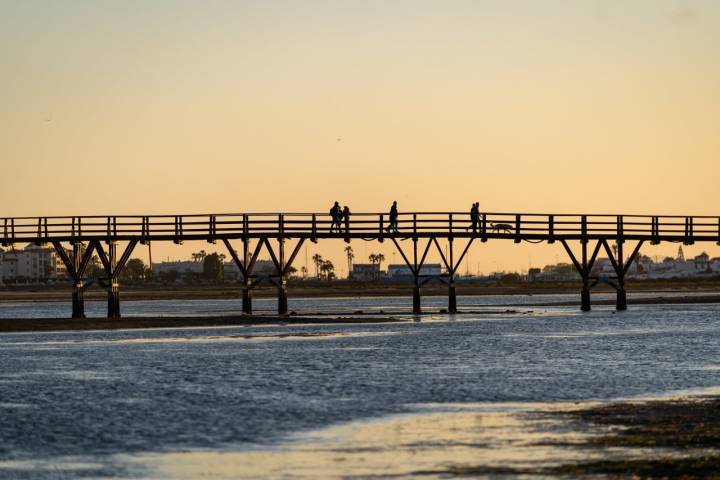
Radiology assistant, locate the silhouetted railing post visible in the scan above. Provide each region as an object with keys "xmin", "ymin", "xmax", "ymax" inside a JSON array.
[
  {"xmin": 651, "ymin": 216, "xmax": 660, "ymax": 244},
  {"xmin": 379, "ymin": 214, "xmax": 384, "ymax": 243},
  {"xmin": 548, "ymin": 215, "xmax": 555, "ymax": 244},
  {"xmin": 684, "ymin": 217, "xmax": 694, "ymax": 245},
  {"xmin": 514, "ymin": 215, "xmax": 521, "ymax": 243}
]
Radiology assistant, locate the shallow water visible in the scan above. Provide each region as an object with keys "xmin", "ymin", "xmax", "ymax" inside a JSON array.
[
  {"xmin": 1, "ymin": 299, "xmax": 719, "ymax": 478},
  {"xmin": 0, "ymin": 291, "xmax": 712, "ymax": 318}
]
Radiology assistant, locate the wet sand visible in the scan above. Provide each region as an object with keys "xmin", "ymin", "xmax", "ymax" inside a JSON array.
[
  {"xmin": 0, "ymin": 315, "xmax": 404, "ymax": 333},
  {"xmin": 121, "ymin": 395, "xmax": 720, "ymax": 479},
  {"xmin": 0, "ymin": 309, "xmax": 528, "ymax": 333}
]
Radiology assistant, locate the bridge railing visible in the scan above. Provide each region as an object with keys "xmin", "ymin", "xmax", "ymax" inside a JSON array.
[{"xmin": 2, "ymin": 213, "xmax": 719, "ymax": 243}]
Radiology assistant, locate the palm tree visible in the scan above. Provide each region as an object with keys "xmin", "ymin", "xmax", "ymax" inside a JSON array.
[
  {"xmin": 320, "ymin": 260, "xmax": 335, "ymax": 281},
  {"xmin": 312, "ymin": 254, "xmax": 323, "ymax": 279},
  {"xmin": 368, "ymin": 253, "xmax": 384, "ymax": 280},
  {"xmin": 344, "ymin": 245, "xmax": 354, "ymax": 278},
  {"xmin": 300, "ymin": 266, "xmax": 308, "ymax": 278},
  {"xmin": 376, "ymin": 253, "xmax": 385, "ymax": 272}
]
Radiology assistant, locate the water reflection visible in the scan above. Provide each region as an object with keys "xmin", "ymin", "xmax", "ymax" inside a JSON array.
[{"xmin": 129, "ymin": 403, "xmax": 598, "ymax": 479}]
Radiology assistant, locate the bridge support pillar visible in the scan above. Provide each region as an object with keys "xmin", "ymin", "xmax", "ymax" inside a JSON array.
[
  {"xmin": 225, "ymin": 236, "xmax": 304, "ymax": 316},
  {"xmin": 581, "ymin": 284, "xmax": 591, "ymax": 312},
  {"xmin": 616, "ymin": 287, "xmax": 627, "ymax": 311},
  {"xmin": 448, "ymin": 281, "xmax": 457, "ymax": 314},
  {"xmin": 93, "ymin": 240, "xmax": 137, "ymax": 319},
  {"xmin": 599, "ymin": 239, "xmax": 643, "ymax": 312},
  {"xmin": 561, "ymin": 239, "xmax": 602, "ymax": 313},
  {"xmin": 412, "ymin": 281, "xmax": 421, "ymax": 314},
  {"xmin": 393, "ymin": 236, "xmax": 475, "ymax": 316},
  {"xmin": 107, "ymin": 281, "xmax": 120, "ymax": 319},
  {"xmin": 242, "ymin": 283, "xmax": 252, "ymax": 314},
  {"xmin": 51, "ymin": 241, "xmax": 98, "ymax": 320},
  {"xmin": 278, "ymin": 279, "xmax": 288, "ymax": 315},
  {"xmin": 72, "ymin": 281, "xmax": 85, "ymax": 319}
]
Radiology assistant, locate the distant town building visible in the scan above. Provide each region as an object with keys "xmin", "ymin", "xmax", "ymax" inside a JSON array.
[
  {"xmin": 351, "ymin": 263, "xmax": 381, "ymax": 281},
  {"xmin": 223, "ymin": 260, "xmax": 275, "ymax": 280},
  {"xmin": 152, "ymin": 258, "xmax": 276, "ymax": 282},
  {"xmin": 386, "ymin": 263, "xmax": 442, "ymax": 278},
  {"xmin": 0, "ymin": 244, "xmax": 64, "ymax": 284},
  {"xmin": 152, "ymin": 260, "xmax": 203, "ymax": 276},
  {"xmin": 536, "ymin": 263, "xmax": 579, "ymax": 281},
  {"xmin": 527, "ymin": 267, "xmax": 542, "ymax": 282},
  {"xmin": 536, "ymin": 250, "xmax": 720, "ymax": 281}
]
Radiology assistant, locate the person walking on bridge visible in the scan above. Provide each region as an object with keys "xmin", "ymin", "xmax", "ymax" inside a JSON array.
[
  {"xmin": 386, "ymin": 201, "xmax": 399, "ymax": 233},
  {"xmin": 470, "ymin": 202, "xmax": 480, "ymax": 233},
  {"xmin": 330, "ymin": 202, "xmax": 342, "ymax": 233}
]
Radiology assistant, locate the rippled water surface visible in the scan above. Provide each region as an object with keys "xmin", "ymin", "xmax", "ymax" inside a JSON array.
[
  {"xmin": 0, "ymin": 291, "xmax": 712, "ymax": 318},
  {"xmin": 1, "ymin": 299, "xmax": 719, "ymax": 478}
]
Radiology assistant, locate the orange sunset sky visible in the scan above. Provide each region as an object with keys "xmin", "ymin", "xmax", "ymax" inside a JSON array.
[{"xmin": 2, "ymin": 1, "xmax": 719, "ymax": 275}]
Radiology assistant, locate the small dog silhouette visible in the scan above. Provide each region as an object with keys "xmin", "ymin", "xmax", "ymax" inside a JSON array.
[{"xmin": 490, "ymin": 223, "xmax": 513, "ymax": 234}]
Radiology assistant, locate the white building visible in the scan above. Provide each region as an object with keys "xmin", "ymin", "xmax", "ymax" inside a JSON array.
[
  {"xmin": 152, "ymin": 259, "xmax": 276, "ymax": 281},
  {"xmin": 386, "ymin": 263, "xmax": 442, "ymax": 278},
  {"xmin": 152, "ymin": 260, "xmax": 204, "ymax": 275},
  {"xmin": 0, "ymin": 244, "xmax": 63, "ymax": 283},
  {"xmin": 351, "ymin": 263, "xmax": 381, "ymax": 281}
]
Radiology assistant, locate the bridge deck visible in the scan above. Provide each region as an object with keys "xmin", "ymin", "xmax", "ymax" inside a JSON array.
[{"xmin": 3, "ymin": 212, "xmax": 720, "ymax": 244}]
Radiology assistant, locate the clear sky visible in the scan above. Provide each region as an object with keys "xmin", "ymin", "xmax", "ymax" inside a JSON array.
[{"xmin": 2, "ymin": 0, "xmax": 719, "ymax": 275}]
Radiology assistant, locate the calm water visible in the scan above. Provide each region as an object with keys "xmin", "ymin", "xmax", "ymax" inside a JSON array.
[{"xmin": 1, "ymin": 298, "xmax": 719, "ymax": 478}]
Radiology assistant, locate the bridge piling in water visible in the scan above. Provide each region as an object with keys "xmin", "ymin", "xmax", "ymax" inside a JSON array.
[
  {"xmin": 92, "ymin": 240, "xmax": 137, "ymax": 318},
  {"xmin": 50, "ymin": 240, "xmax": 100, "ymax": 319},
  {"xmin": 561, "ymin": 238, "xmax": 602, "ymax": 312}
]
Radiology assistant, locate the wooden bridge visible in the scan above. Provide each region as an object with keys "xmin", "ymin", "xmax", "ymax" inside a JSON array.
[{"xmin": 3, "ymin": 212, "xmax": 719, "ymax": 318}]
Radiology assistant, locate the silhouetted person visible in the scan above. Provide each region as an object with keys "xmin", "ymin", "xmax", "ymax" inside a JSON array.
[
  {"xmin": 386, "ymin": 201, "xmax": 399, "ymax": 233},
  {"xmin": 470, "ymin": 202, "xmax": 479, "ymax": 233},
  {"xmin": 342, "ymin": 206, "xmax": 351, "ymax": 234},
  {"xmin": 330, "ymin": 201, "xmax": 342, "ymax": 232}
]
